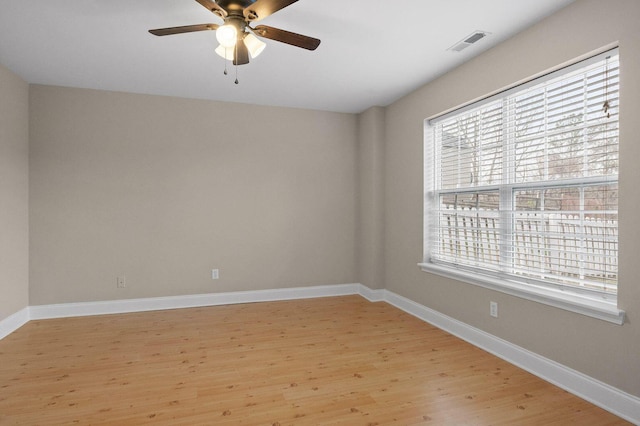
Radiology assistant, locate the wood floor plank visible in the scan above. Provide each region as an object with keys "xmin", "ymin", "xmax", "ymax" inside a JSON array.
[{"xmin": 0, "ymin": 295, "xmax": 630, "ymax": 425}]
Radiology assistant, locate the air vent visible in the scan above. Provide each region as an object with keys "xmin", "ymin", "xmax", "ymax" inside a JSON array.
[{"xmin": 448, "ymin": 31, "xmax": 489, "ymax": 52}]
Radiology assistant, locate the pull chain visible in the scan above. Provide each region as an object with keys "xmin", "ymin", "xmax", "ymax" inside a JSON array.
[
  {"xmin": 219, "ymin": 45, "xmax": 239, "ymax": 84},
  {"xmin": 234, "ymin": 43, "xmax": 239, "ymax": 84},
  {"xmin": 223, "ymin": 47, "xmax": 228, "ymax": 75},
  {"xmin": 603, "ymin": 55, "xmax": 610, "ymax": 118}
]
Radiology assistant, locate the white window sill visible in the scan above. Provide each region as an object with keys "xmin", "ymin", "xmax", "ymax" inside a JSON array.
[{"xmin": 418, "ymin": 262, "xmax": 625, "ymax": 325}]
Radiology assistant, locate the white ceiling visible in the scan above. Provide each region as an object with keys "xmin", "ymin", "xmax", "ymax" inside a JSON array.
[{"xmin": 0, "ymin": 0, "xmax": 575, "ymax": 113}]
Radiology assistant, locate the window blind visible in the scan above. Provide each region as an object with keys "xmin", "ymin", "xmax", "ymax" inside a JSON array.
[{"xmin": 425, "ymin": 49, "xmax": 619, "ymax": 297}]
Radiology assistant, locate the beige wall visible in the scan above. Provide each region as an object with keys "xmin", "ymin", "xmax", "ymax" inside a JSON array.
[
  {"xmin": 356, "ymin": 107, "xmax": 385, "ymax": 289},
  {"xmin": 29, "ymin": 86, "xmax": 357, "ymax": 304},
  {"xmin": 0, "ymin": 64, "xmax": 29, "ymax": 320},
  {"xmin": 383, "ymin": 0, "xmax": 640, "ymax": 397}
]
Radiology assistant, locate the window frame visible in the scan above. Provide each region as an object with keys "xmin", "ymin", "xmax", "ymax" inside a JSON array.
[{"xmin": 419, "ymin": 48, "xmax": 625, "ymax": 325}]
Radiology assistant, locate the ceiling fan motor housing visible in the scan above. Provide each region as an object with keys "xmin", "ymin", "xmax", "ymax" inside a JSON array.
[{"xmin": 217, "ymin": 0, "xmax": 259, "ymax": 18}]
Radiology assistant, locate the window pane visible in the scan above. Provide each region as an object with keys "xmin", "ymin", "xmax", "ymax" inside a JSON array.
[
  {"xmin": 513, "ymin": 184, "xmax": 617, "ymax": 293},
  {"xmin": 512, "ymin": 59, "xmax": 619, "ymax": 184},
  {"xmin": 438, "ymin": 102, "xmax": 503, "ymax": 189},
  {"xmin": 434, "ymin": 192, "xmax": 501, "ymax": 272}
]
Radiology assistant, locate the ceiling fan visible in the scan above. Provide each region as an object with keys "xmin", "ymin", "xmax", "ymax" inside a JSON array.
[{"xmin": 149, "ymin": 0, "xmax": 321, "ymax": 66}]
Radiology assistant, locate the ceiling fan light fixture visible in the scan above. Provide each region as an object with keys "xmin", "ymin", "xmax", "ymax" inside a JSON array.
[
  {"xmin": 244, "ymin": 33, "xmax": 266, "ymax": 58},
  {"xmin": 150, "ymin": 0, "xmax": 322, "ymax": 81},
  {"xmin": 216, "ymin": 23, "xmax": 237, "ymax": 48},
  {"xmin": 215, "ymin": 44, "xmax": 235, "ymax": 60}
]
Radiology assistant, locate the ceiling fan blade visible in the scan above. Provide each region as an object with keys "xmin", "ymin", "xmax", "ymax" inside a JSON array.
[
  {"xmin": 149, "ymin": 23, "xmax": 219, "ymax": 36},
  {"xmin": 244, "ymin": 0, "xmax": 298, "ymax": 22},
  {"xmin": 195, "ymin": 0, "xmax": 227, "ymax": 18},
  {"xmin": 253, "ymin": 25, "xmax": 320, "ymax": 50},
  {"xmin": 233, "ymin": 40, "xmax": 250, "ymax": 65}
]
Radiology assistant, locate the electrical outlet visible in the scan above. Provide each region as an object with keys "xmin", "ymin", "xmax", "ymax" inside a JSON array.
[
  {"xmin": 490, "ymin": 301, "xmax": 498, "ymax": 318},
  {"xmin": 211, "ymin": 269, "xmax": 219, "ymax": 280},
  {"xmin": 117, "ymin": 276, "xmax": 126, "ymax": 288}
]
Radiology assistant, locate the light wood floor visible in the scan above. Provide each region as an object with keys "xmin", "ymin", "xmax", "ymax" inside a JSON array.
[{"xmin": 0, "ymin": 296, "xmax": 629, "ymax": 425}]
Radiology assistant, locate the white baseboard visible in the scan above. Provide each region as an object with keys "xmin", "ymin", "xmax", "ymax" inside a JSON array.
[
  {"xmin": 382, "ymin": 289, "xmax": 640, "ymax": 425},
  {"xmin": 28, "ymin": 283, "xmax": 362, "ymax": 320},
  {"xmin": 356, "ymin": 284, "xmax": 386, "ymax": 302},
  {"xmin": 0, "ymin": 307, "xmax": 29, "ymax": 340},
  {"xmin": 1, "ymin": 283, "xmax": 638, "ymax": 423}
]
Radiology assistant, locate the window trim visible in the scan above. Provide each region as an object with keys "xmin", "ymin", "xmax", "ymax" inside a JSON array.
[{"xmin": 421, "ymin": 47, "xmax": 625, "ymax": 325}]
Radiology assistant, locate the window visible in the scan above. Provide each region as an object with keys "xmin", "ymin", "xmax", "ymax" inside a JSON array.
[{"xmin": 422, "ymin": 49, "xmax": 624, "ymax": 323}]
